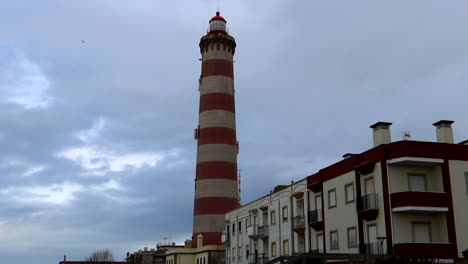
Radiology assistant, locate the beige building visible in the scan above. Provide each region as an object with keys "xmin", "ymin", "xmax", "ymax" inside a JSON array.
[
  {"xmin": 127, "ymin": 239, "xmax": 224, "ymax": 264},
  {"xmin": 223, "ymin": 120, "xmax": 468, "ymax": 263}
]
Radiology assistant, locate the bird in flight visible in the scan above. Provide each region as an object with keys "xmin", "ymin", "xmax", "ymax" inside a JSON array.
[{"xmin": 81, "ymin": 40, "xmax": 86, "ymax": 44}]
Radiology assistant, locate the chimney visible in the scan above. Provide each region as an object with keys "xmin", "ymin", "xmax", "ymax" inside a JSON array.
[
  {"xmin": 342, "ymin": 153, "xmax": 355, "ymax": 159},
  {"xmin": 197, "ymin": 234, "xmax": 203, "ymax": 248},
  {"xmin": 433, "ymin": 120, "xmax": 454, "ymax": 143},
  {"xmin": 370, "ymin": 122, "xmax": 392, "ymax": 147}
]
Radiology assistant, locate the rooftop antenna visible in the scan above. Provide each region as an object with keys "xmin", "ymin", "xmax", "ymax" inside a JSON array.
[
  {"xmin": 217, "ymin": 0, "xmax": 220, "ymax": 11},
  {"xmin": 403, "ymin": 131, "xmax": 411, "ymax": 140}
]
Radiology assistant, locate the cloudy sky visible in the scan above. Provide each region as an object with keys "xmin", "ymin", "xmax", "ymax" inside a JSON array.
[{"xmin": 1, "ymin": 1, "xmax": 468, "ymax": 263}]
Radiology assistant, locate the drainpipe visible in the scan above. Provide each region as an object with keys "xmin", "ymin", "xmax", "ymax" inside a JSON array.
[
  {"xmin": 278, "ymin": 196, "xmax": 282, "ymax": 258},
  {"xmin": 290, "ymin": 181, "xmax": 295, "ymax": 255},
  {"xmin": 307, "ymin": 188, "xmax": 311, "ymax": 253}
]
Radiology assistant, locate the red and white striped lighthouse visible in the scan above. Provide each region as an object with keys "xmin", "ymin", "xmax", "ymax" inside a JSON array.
[{"xmin": 192, "ymin": 11, "xmax": 239, "ymax": 247}]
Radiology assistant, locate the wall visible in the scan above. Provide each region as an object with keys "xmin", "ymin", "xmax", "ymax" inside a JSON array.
[
  {"xmin": 392, "ymin": 212, "xmax": 448, "ymax": 244},
  {"xmin": 449, "ymin": 160, "xmax": 468, "ymax": 257},
  {"xmin": 323, "ymin": 170, "xmax": 359, "ymax": 253},
  {"xmin": 388, "ymin": 164, "xmax": 443, "ymax": 193}
]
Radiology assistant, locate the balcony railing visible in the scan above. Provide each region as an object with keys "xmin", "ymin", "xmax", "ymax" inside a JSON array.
[
  {"xmin": 365, "ymin": 242, "xmax": 383, "ymax": 255},
  {"xmin": 357, "ymin": 194, "xmax": 379, "ymax": 221},
  {"xmin": 310, "ymin": 249, "xmax": 324, "ymax": 254},
  {"xmin": 221, "ymin": 233, "xmax": 230, "ymax": 247},
  {"xmin": 357, "ymin": 194, "xmax": 379, "ymax": 211},
  {"xmin": 308, "ymin": 209, "xmax": 323, "ymax": 231},
  {"xmin": 258, "ymin": 225, "xmax": 269, "ymax": 239},
  {"xmin": 292, "ymin": 215, "xmax": 305, "ymax": 231},
  {"xmin": 391, "ymin": 192, "xmax": 449, "ymax": 212},
  {"xmin": 394, "ymin": 243, "xmax": 455, "ymax": 259},
  {"xmin": 247, "ymin": 225, "xmax": 258, "ymax": 239},
  {"xmin": 248, "ymin": 254, "xmax": 269, "ymax": 264},
  {"xmin": 308, "ymin": 209, "xmax": 323, "ymax": 224}
]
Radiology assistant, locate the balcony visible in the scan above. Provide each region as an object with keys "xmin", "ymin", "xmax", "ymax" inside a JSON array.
[
  {"xmin": 363, "ymin": 242, "xmax": 383, "ymax": 255},
  {"xmin": 357, "ymin": 194, "xmax": 379, "ymax": 221},
  {"xmin": 309, "ymin": 249, "xmax": 323, "ymax": 254},
  {"xmin": 394, "ymin": 243, "xmax": 456, "ymax": 259},
  {"xmin": 248, "ymin": 254, "xmax": 268, "ymax": 264},
  {"xmin": 257, "ymin": 225, "xmax": 269, "ymax": 240},
  {"xmin": 308, "ymin": 209, "xmax": 323, "ymax": 231},
  {"xmin": 247, "ymin": 225, "xmax": 258, "ymax": 239},
  {"xmin": 292, "ymin": 215, "xmax": 305, "ymax": 233},
  {"xmin": 221, "ymin": 233, "xmax": 230, "ymax": 247},
  {"xmin": 391, "ymin": 192, "xmax": 449, "ymax": 213}
]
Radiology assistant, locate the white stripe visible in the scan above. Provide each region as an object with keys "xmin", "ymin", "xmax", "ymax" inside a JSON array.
[
  {"xmin": 200, "ymin": 76, "xmax": 234, "ymax": 96},
  {"xmin": 195, "ymin": 179, "xmax": 238, "ymax": 199},
  {"xmin": 199, "ymin": 110, "xmax": 236, "ymax": 129},
  {"xmin": 197, "ymin": 144, "xmax": 237, "ymax": 163}
]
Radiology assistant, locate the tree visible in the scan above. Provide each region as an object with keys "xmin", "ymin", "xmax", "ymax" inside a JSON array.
[{"xmin": 85, "ymin": 249, "xmax": 115, "ymax": 263}]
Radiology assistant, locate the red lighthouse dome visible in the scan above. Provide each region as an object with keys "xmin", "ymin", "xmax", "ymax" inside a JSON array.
[{"xmin": 208, "ymin": 11, "xmax": 228, "ymax": 34}]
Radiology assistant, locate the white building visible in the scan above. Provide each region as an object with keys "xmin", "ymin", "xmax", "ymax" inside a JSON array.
[{"xmin": 222, "ymin": 120, "xmax": 468, "ymax": 263}]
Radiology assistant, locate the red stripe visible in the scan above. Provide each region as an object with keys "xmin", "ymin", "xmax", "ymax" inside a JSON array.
[
  {"xmin": 194, "ymin": 197, "xmax": 239, "ymax": 215},
  {"xmin": 192, "ymin": 232, "xmax": 223, "ymax": 247},
  {"xmin": 197, "ymin": 127, "xmax": 236, "ymax": 146},
  {"xmin": 202, "ymin": 59, "xmax": 233, "ymax": 78},
  {"xmin": 199, "ymin": 93, "xmax": 235, "ymax": 113},
  {"xmin": 196, "ymin": 161, "xmax": 237, "ymax": 180}
]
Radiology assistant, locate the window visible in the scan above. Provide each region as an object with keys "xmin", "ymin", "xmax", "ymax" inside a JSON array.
[
  {"xmin": 232, "ymin": 223, "xmax": 235, "ymax": 236},
  {"xmin": 203, "ymin": 257, "xmax": 206, "ymax": 264},
  {"xmin": 347, "ymin": 227, "xmax": 357, "ymax": 248},
  {"xmin": 364, "ymin": 177, "xmax": 375, "ymax": 194},
  {"xmin": 465, "ymin": 172, "xmax": 468, "ymax": 194},
  {"xmin": 412, "ymin": 222, "xmax": 431, "ymax": 242},
  {"xmin": 271, "ymin": 242, "xmax": 277, "ymax": 257},
  {"xmin": 271, "ymin": 210, "xmax": 276, "ymax": 225},
  {"xmin": 246, "ymin": 219, "xmax": 250, "ymax": 233},
  {"xmin": 316, "ymin": 233, "xmax": 324, "ymax": 252},
  {"xmin": 409, "ymin": 174, "xmax": 427, "ymax": 192},
  {"xmin": 246, "ymin": 245, "xmax": 249, "ymax": 259},
  {"xmin": 367, "ymin": 224, "xmax": 377, "ymax": 244},
  {"xmin": 330, "ymin": 230, "xmax": 339, "ymax": 250},
  {"xmin": 232, "ymin": 248, "xmax": 235, "ymax": 262},
  {"xmin": 345, "ymin": 183, "xmax": 355, "ymax": 203},
  {"xmin": 283, "ymin": 240, "xmax": 289, "ymax": 256},
  {"xmin": 282, "ymin": 206, "xmax": 288, "ymax": 222},
  {"xmin": 328, "ymin": 189, "xmax": 337, "ymax": 208},
  {"xmin": 238, "ymin": 246, "xmax": 242, "ymax": 260},
  {"xmin": 238, "ymin": 221, "xmax": 242, "ymax": 232}
]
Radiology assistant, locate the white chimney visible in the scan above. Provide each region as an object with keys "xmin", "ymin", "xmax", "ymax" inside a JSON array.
[
  {"xmin": 370, "ymin": 122, "xmax": 392, "ymax": 147},
  {"xmin": 197, "ymin": 234, "xmax": 204, "ymax": 248},
  {"xmin": 433, "ymin": 120, "xmax": 454, "ymax": 144}
]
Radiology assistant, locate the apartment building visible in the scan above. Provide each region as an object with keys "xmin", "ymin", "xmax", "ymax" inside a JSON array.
[
  {"xmin": 223, "ymin": 179, "xmax": 308, "ymax": 264},
  {"xmin": 222, "ymin": 120, "xmax": 468, "ymax": 263}
]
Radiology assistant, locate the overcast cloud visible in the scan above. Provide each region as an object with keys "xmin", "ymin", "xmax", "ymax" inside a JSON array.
[{"xmin": 1, "ymin": 1, "xmax": 468, "ymax": 264}]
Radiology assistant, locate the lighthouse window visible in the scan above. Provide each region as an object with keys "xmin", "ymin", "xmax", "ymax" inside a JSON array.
[{"xmin": 465, "ymin": 172, "xmax": 468, "ymax": 194}]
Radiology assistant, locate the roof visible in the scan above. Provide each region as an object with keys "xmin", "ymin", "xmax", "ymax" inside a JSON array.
[{"xmin": 209, "ymin": 11, "xmax": 226, "ymax": 22}]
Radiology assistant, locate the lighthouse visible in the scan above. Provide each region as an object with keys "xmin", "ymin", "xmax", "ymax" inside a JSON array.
[{"xmin": 192, "ymin": 11, "xmax": 239, "ymax": 247}]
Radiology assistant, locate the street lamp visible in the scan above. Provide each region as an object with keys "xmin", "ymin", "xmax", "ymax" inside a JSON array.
[{"xmin": 376, "ymin": 236, "xmax": 386, "ymax": 262}]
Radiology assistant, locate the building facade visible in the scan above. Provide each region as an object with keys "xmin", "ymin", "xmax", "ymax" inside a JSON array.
[{"xmin": 223, "ymin": 120, "xmax": 468, "ymax": 263}]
